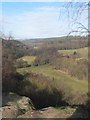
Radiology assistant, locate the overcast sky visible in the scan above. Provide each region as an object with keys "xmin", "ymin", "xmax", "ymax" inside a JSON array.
[{"xmin": 1, "ymin": 2, "xmax": 88, "ymax": 39}]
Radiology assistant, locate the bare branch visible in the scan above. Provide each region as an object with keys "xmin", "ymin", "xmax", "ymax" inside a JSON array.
[{"xmin": 64, "ymin": 1, "xmax": 89, "ymax": 36}]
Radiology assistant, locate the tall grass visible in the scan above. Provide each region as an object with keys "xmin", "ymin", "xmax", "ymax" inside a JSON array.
[{"xmin": 17, "ymin": 67, "xmax": 88, "ymax": 109}]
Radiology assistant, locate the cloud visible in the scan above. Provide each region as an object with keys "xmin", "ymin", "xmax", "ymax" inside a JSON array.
[
  {"xmin": 2, "ymin": 6, "xmax": 66, "ymax": 38},
  {"xmin": 2, "ymin": 5, "xmax": 88, "ymax": 39}
]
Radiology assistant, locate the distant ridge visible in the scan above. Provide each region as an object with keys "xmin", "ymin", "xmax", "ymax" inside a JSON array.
[{"xmin": 22, "ymin": 36, "xmax": 88, "ymax": 45}]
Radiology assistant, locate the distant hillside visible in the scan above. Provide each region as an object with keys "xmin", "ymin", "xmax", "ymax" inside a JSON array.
[
  {"xmin": 22, "ymin": 36, "xmax": 88, "ymax": 49},
  {"xmin": 2, "ymin": 39, "xmax": 29, "ymax": 58},
  {"xmin": 22, "ymin": 36, "xmax": 88, "ymax": 43}
]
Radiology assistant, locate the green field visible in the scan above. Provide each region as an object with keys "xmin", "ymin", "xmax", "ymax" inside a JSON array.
[
  {"xmin": 17, "ymin": 65, "xmax": 88, "ymax": 94},
  {"xmin": 18, "ymin": 56, "xmax": 36, "ymax": 65},
  {"xmin": 58, "ymin": 47, "xmax": 88, "ymax": 59}
]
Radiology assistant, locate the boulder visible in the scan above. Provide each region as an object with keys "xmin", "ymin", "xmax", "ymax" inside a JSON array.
[{"xmin": 2, "ymin": 92, "xmax": 34, "ymax": 118}]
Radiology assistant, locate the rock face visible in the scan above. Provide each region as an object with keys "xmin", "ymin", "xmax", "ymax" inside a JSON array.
[
  {"xmin": 1, "ymin": 92, "xmax": 34, "ymax": 118},
  {"xmin": 17, "ymin": 106, "xmax": 88, "ymax": 119},
  {"xmin": 17, "ymin": 107, "xmax": 61, "ymax": 118},
  {"xmin": 2, "ymin": 105, "xmax": 18, "ymax": 118}
]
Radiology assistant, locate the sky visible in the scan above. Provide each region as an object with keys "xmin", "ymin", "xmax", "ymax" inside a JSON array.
[{"xmin": 1, "ymin": 2, "xmax": 88, "ymax": 39}]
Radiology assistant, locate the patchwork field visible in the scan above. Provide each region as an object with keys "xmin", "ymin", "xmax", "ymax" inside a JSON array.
[{"xmin": 58, "ymin": 47, "xmax": 88, "ymax": 59}]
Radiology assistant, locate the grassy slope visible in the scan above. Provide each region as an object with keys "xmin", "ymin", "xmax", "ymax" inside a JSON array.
[
  {"xmin": 17, "ymin": 65, "xmax": 88, "ymax": 93},
  {"xmin": 58, "ymin": 47, "xmax": 88, "ymax": 59},
  {"xmin": 18, "ymin": 56, "xmax": 36, "ymax": 65}
]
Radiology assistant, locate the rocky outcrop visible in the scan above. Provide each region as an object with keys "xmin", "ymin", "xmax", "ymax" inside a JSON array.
[
  {"xmin": 1, "ymin": 92, "xmax": 88, "ymax": 118},
  {"xmin": 1, "ymin": 92, "xmax": 34, "ymax": 118},
  {"xmin": 2, "ymin": 105, "xmax": 18, "ymax": 118},
  {"xmin": 17, "ymin": 106, "xmax": 88, "ymax": 118}
]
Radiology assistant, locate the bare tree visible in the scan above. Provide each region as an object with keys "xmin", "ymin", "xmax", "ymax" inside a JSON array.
[
  {"xmin": 60, "ymin": 1, "xmax": 90, "ymax": 36},
  {"xmin": 0, "ymin": 31, "xmax": 14, "ymax": 41}
]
